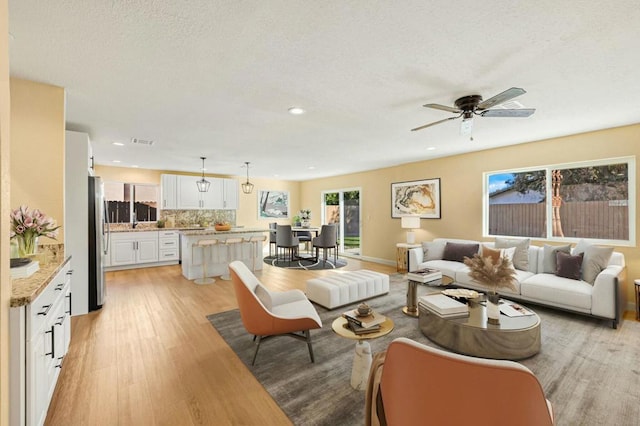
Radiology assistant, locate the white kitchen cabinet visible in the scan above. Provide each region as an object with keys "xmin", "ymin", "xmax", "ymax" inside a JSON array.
[
  {"xmin": 110, "ymin": 231, "xmax": 159, "ymax": 266},
  {"xmin": 158, "ymin": 230, "xmax": 180, "ymax": 261},
  {"xmin": 174, "ymin": 174, "xmax": 237, "ymax": 210},
  {"xmin": 223, "ymin": 178, "xmax": 238, "ymax": 209},
  {"xmin": 177, "ymin": 175, "xmax": 203, "ymax": 209},
  {"xmin": 161, "ymin": 174, "xmax": 177, "ymax": 209},
  {"xmin": 11, "ymin": 260, "xmax": 72, "ymax": 426}
]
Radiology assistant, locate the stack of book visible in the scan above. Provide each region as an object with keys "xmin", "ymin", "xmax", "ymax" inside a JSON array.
[
  {"xmin": 342, "ymin": 309, "xmax": 386, "ymax": 335},
  {"xmin": 419, "ymin": 293, "xmax": 469, "ymax": 319},
  {"xmin": 407, "ymin": 267, "xmax": 442, "ymax": 283}
]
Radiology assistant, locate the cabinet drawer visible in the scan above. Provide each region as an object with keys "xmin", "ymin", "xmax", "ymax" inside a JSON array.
[
  {"xmin": 159, "ymin": 249, "xmax": 179, "ymax": 260},
  {"xmin": 159, "ymin": 239, "xmax": 178, "ymax": 248},
  {"xmin": 29, "ymin": 264, "xmax": 69, "ymax": 338},
  {"xmin": 159, "ymin": 230, "xmax": 179, "ymax": 238}
]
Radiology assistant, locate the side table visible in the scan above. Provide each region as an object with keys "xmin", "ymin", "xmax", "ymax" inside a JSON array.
[
  {"xmin": 635, "ymin": 279, "xmax": 640, "ymax": 320},
  {"xmin": 403, "ymin": 275, "xmax": 454, "ymax": 317},
  {"xmin": 331, "ymin": 316, "xmax": 394, "ymax": 390},
  {"xmin": 396, "ymin": 243, "xmax": 421, "ymax": 273}
]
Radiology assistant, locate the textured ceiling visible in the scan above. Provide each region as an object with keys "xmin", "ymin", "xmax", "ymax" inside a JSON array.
[{"xmin": 8, "ymin": 1, "xmax": 640, "ymax": 180}]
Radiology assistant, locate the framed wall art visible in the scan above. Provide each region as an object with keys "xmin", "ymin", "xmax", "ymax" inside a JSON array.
[
  {"xmin": 391, "ymin": 178, "xmax": 441, "ymax": 219},
  {"xmin": 258, "ymin": 190, "xmax": 290, "ymax": 219}
]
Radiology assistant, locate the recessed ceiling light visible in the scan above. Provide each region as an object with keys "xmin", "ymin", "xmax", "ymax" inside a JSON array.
[
  {"xmin": 112, "ymin": 142, "xmax": 124, "ymax": 146},
  {"xmin": 131, "ymin": 165, "xmax": 139, "ymax": 168},
  {"xmin": 426, "ymin": 147, "xmax": 436, "ymax": 151},
  {"xmin": 308, "ymin": 166, "xmax": 316, "ymax": 170},
  {"xmin": 288, "ymin": 106, "xmax": 305, "ymax": 115},
  {"xmin": 112, "ymin": 160, "xmax": 121, "ymax": 163}
]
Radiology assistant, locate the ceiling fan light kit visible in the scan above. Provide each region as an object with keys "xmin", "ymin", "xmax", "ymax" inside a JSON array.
[{"xmin": 411, "ymin": 87, "xmax": 535, "ymax": 134}]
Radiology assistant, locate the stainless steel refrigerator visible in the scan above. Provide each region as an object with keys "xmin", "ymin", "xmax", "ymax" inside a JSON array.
[{"xmin": 88, "ymin": 176, "xmax": 109, "ymax": 311}]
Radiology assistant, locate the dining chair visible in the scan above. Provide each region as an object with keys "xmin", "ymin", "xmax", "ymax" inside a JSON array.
[
  {"xmin": 312, "ymin": 224, "xmax": 338, "ymax": 265},
  {"xmin": 295, "ymin": 230, "xmax": 312, "ymax": 253},
  {"xmin": 276, "ymin": 224, "xmax": 299, "ymax": 265},
  {"xmin": 268, "ymin": 222, "xmax": 277, "ymax": 256}
]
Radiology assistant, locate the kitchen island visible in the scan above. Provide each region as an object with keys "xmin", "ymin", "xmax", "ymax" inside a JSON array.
[{"xmin": 180, "ymin": 228, "xmax": 270, "ymax": 280}]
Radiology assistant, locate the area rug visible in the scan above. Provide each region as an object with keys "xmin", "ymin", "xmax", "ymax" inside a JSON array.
[
  {"xmin": 263, "ymin": 255, "xmax": 347, "ymax": 270},
  {"xmin": 208, "ymin": 274, "xmax": 640, "ymax": 426}
]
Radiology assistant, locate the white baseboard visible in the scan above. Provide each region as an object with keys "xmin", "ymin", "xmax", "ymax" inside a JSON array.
[{"xmin": 340, "ymin": 252, "xmax": 395, "ymax": 267}]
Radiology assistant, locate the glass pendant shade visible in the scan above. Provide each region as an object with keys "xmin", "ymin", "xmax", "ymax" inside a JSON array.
[
  {"xmin": 242, "ymin": 161, "xmax": 254, "ymax": 194},
  {"xmin": 197, "ymin": 157, "xmax": 210, "ymax": 192}
]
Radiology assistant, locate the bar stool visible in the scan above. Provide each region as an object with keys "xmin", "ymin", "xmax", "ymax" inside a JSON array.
[
  {"xmin": 220, "ymin": 237, "xmax": 244, "ymax": 280},
  {"xmin": 192, "ymin": 239, "xmax": 218, "ymax": 285},
  {"xmin": 245, "ymin": 234, "xmax": 267, "ymax": 271}
]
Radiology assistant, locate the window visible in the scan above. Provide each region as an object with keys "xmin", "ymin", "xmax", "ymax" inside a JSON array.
[
  {"xmin": 104, "ymin": 181, "xmax": 158, "ymax": 224},
  {"xmin": 484, "ymin": 157, "xmax": 635, "ymax": 245}
]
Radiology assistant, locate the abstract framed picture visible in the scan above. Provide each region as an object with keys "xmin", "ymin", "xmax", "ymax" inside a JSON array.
[
  {"xmin": 258, "ymin": 190, "xmax": 290, "ymax": 219},
  {"xmin": 391, "ymin": 178, "xmax": 441, "ymax": 219}
]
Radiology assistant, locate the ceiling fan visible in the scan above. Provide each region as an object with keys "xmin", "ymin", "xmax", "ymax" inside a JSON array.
[{"xmin": 411, "ymin": 87, "xmax": 535, "ymax": 135}]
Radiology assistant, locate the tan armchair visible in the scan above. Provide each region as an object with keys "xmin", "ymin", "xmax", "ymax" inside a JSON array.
[
  {"xmin": 366, "ymin": 337, "xmax": 554, "ymax": 426},
  {"xmin": 229, "ymin": 261, "xmax": 322, "ymax": 365}
]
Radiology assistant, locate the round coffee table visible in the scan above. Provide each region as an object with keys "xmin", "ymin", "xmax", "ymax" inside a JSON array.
[
  {"xmin": 332, "ymin": 316, "xmax": 394, "ymax": 390},
  {"xmin": 418, "ymin": 298, "xmax": 541, "ymax": 360},
  {"xmin": 403, "ymin": 275, "xmax": 454, "ymax": 317}
]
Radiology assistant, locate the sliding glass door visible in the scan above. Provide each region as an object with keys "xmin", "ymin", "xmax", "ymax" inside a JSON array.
[{"xmin": 321, "ymin": 188, "xmax": 361, "ymax": 256}]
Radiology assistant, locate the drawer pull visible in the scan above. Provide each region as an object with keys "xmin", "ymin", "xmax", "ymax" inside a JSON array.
[
  {"xmin": 55, "ymin": 315, "xmax": 65, "ymax": 326},
  {"xmin": 66, "ymin": 293, "xmax": 72, "ymax": 315},
  {"xmin": 56, "ymin": 356, "xmax": 63, "ymax": 369},
  {"xmin": 164, "ymin": 253, "xmax": 175, "ymax": 257},
  {"xmin": 54, "ymin": 283, "xmax": 65, "ymax": 291},
  {"xmin": 45, "ymin": 326, "xmax": 55, "ymax": 358},
  {"xmin": 37, "ymin": 304, "xmax": 52, "ymax": 316}
]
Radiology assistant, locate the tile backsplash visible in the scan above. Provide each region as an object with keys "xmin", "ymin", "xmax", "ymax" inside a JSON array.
[{"xmin": 160, "ymin": 209, "xmax": 236, "ymax": 228}]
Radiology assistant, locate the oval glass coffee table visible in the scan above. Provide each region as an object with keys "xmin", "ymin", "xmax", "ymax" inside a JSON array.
[
  {"xmin": 418, "ymin": 298, "xmax": 541, "ymax": 360},
  {"xmin": 332, "ymin": 316, "xmax": 394, "ymax": 390}
]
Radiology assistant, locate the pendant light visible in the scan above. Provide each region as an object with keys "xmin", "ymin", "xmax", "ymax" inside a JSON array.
[
  {"xmin": 196, "ymin": 157, "xmax": 210, "ymax": 192},
  {"xmin": 241, "ymin": 161, "xmax": 254, "ymax": 194}
]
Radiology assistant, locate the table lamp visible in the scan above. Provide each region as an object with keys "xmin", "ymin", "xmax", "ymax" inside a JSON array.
[{"xmin": 401, "ymin": 216, "xmax": 421, "ymax": 244}]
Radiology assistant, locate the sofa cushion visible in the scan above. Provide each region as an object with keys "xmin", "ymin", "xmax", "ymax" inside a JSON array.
[
  {"xmin": 573, "ymin": 242, "xmax": 615, "ymax": 285},
  {"xmin": 541, "ymin": 244, "xmax": 571, "ymax": 274},
  {"xmin": 555, "ymin": 251, "xmax": 583, "ymax": 280},
  {"xmin": 442, "ymin": 242, "xmax": 479, "ymax": 263},
  {"xmin": 421, "ymin": 240, "xmax": 446, "ymax": 261},
  {"xmin": 495, "ymin": 237, "xmax": 530, "ymax": 271},
  {"xmin": 521, "ymin": 273, "xmax": 592, "ymax": 310},
  {"xmin": 421, "ymin": 260, "xmax": 467, "ymax": 281}
]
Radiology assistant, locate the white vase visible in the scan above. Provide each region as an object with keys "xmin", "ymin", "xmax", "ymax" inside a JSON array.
[{"xmin": 301, "ymin": 220, "xmax": 310, "ymax": 228}]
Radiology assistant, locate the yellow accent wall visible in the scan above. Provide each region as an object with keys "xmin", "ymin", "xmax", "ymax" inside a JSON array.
[
  {"xmin": 10, "ymin": 78, "xmax": 65, "ymax": 244},
  {"xmin": 1, "ymin": 1, "xmax": 11, "ymax": 423},
  {"xmin": 300, "ymin": 123, "xmax": 640, "ymax": 305}
]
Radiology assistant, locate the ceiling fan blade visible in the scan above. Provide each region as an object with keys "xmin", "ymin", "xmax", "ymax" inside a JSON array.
[
  {"xmin": 477, "ymin": 87, "xmax": 526, "ymax": 110},
  {"xmin": 411, "ymin": 115, "xmax": 461, "ymax": 132},
  {"xmin": 422, "ymin": 103, "xmax": 461, "ymax": 113},
  {"xmin": 480, "ymin": 108, "xmax": 536, "ymax": 118}
]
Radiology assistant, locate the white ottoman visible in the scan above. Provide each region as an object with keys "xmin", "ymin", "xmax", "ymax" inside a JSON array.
[{"xmin": 306, "ymin": 270, "xmax": 390, "ymax": 309}]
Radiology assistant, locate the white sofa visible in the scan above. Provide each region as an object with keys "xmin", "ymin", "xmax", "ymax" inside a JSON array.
[{"xmin": 409, "ymin": 238, "xmax": 626, "ymax": 328}]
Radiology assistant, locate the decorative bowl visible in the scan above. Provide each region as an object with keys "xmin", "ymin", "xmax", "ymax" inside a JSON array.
[
  {"xmin": 356, "ymin": 303, "xmax": 372, "ymax": 316},
  {"xmin": 214, "ymin": 224, "xmax": 232, "ymax": 231}
]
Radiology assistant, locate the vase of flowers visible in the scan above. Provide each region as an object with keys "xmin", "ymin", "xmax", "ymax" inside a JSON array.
[
  {"xmin": 463, "ymin": 253, "xmax": 516, "ymax": 325},
  {"xmin": 10, "ymin": 205, "xmax": 60, "ymax": 257},
  {"xmin": 300, "ymin": 209, "xmax": 311, "ymax": 228}
]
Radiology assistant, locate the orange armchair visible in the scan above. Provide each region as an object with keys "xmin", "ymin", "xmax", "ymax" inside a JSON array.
[
  {"xmin": 366, "ymin": 338, "xmax": 553, "ymax": 426},
  {"xmin": 229, "ymin": 261, "xmax": 322, "ymax": 365}
]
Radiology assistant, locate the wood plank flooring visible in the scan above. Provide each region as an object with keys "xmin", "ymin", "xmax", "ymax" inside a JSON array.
[{"xmin": 45, "ymin": 258, "xmax": 396, "ymax": 425}]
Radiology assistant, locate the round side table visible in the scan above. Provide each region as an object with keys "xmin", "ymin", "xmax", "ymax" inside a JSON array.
[{"xmin": 331, "ymin": 316, "xmax": 394, "ymax": 391}]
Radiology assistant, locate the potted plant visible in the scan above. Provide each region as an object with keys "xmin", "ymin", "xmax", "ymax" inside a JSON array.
[
  {"xmin": 299, "ymin": 209, "xmax": 311, "ymax": 228},
  {"xmin": 292, "ymin": 215, "xmax": 301, "ymax": 227},
  {"xmin": 463, "ymin": 253, "xmax": 516, "ymax": 324}
]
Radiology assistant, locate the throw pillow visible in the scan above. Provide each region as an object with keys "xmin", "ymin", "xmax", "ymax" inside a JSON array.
[
  {"xmin": 254, "ymin": 283, "xmax": 272, "ymax": 310},
  {"xmin": 542, "ymin": 244, "xmax": 571, "ymax": 274},
  {"xmin": 495, "ymin": 237, "xmax": 530, "ymax": 271},
  {"xmin": 481, "ymin": 245, "xmax": 516, "ymax": 269},
  {"xmin": 421, "ymin": 240, "xmax": 446, "ymax": 261},
  {"xmin": 555, "ymin": 251, "xmax": 584, "ymax": 281},
  {"xmin": 442, "ymin": 242, "xmax": 480, "ymax": 263},
  {"xmin": 582, "ymin": 245, "xmax": 614, "ymax": 284},
  {"xmin": 481, "ymin": 245, "xmax": 501, "ymax": 264}
]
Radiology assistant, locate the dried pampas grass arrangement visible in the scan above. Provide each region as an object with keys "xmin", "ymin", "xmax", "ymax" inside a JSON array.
[{"xmin": 463, "ymin": 254, "xmax": 517, "ymax": 294}]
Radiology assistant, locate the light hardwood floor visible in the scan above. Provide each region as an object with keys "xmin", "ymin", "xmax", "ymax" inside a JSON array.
[{"xmin": 45, "ymin": 257, "xmax": 396, "ymax": 425}]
